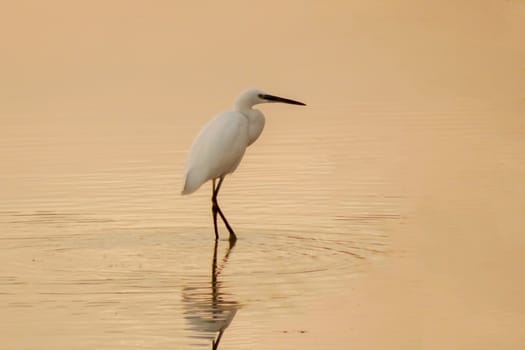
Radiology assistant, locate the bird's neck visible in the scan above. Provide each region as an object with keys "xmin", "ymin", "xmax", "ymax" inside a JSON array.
[
  {"xmin": 242, "ymin": 109, "xmax": 265, "ymax": 146},
  {"xmin": 234, "ymin": 99, "xmax": 255, "ymax": 111}
]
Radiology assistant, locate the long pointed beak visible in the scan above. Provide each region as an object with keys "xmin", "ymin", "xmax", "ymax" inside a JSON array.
[{"xmin": 261, "ymin": 94, "xmax": 306, "ymax": 106}]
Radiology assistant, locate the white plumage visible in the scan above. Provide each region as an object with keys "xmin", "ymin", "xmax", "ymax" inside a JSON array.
[
  {"xmin": 181, "ymin": 88, "xmax": 305, "ymax": 240},
  {"xmin": 182, "ymin": 111, "xmax": 250, "ymax": 195}
]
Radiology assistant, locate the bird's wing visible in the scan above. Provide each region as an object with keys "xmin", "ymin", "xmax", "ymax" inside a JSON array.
[{"xmin": 182, "ymin": 111, "xmax": 248, "ymax": 194}]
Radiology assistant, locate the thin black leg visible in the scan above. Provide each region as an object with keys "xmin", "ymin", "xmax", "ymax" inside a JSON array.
[
  {"xmin": 212, "ymin": 179, "xmax": 219, "ymax": 240},
  {"xmin": 216, "ymin": 206, "xmax": 236, "ymax": 242},
  {"xmin": 211, "ymin": 177, "xmax": 237, "ymax": 242}
]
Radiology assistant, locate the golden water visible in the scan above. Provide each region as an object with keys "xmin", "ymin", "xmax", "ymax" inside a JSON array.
[{"xmin": 1, "ymin": 1, "xmax": 524, "ymax": 349}]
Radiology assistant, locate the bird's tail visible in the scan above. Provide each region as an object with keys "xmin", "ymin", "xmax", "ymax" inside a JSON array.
[
  {"xmin": 181, "ymin": 168, "xmax": 203, "ymax": 195},
  {"xmin": 181, "ymin": 180, "xmax": 195, "ymax": 195}
]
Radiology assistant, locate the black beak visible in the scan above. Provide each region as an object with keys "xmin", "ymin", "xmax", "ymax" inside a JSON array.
[{"xmin": 260, "ymin": 94, "xmax": 306, "ymax": 106}]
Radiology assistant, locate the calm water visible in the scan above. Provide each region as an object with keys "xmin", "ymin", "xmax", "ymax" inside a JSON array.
[
  {"xmin": 2, "ymin": 1, "xmax": 524, "ymax": 348},
  {"xmin": 0, "ymin": 101, "xmax": 405, "ymax": 349},
  {"xmin": 1, "ymin": 97, "xmax": 523, "ymax": 349}
]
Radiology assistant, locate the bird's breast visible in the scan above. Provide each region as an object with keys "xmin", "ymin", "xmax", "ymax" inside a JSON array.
[{"xmin": 246, "ymin": 110, "xmax": 265, "ymax": 147}]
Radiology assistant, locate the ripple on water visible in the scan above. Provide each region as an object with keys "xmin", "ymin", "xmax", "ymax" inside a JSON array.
[{"xmin": 0, "ymin": 208, "xmax": 397, "ymax": 348}]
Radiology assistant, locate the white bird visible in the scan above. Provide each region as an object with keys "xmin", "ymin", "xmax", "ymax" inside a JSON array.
[{"xmin": 181, "ymin": 88, "xmax": 306, "ymax": 241}]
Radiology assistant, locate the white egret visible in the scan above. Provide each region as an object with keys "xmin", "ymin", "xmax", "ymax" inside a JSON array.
[{"xmin": 181, "ymin": 88, "xmax": 306, "ymax": 241}]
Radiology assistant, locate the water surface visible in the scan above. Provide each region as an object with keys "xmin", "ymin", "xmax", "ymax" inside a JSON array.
[{"xmin": 1, "ymin": 1, "xmax": 524, "ymax": 349}]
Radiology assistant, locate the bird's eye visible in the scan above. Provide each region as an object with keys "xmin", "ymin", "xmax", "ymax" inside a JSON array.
[{"xmin": 258, "ymin": 94, "xmax": 264, "ymax": 99}]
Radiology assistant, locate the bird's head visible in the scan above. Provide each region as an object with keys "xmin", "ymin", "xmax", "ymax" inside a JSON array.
[{"xmin": 234, "ymin": 88, "xmax": 306, "ymax": 110}]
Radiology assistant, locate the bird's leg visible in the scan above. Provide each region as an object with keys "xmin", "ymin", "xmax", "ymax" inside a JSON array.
[
  {"xmin": 212, "ymin": 177, "xmax": 237, "ymax": 242},
  {"xmin": 212, "ymin": 179, "xmax": 219, "ymax": 240}
]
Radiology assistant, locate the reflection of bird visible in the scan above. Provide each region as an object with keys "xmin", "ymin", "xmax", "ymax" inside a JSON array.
[
  {"xmin": 182, "ymin": 239, "xmax": 238, "ymax": 350},
  {"xmin": 182, "ymin": 88, "xmax": 306, "ymax": 240}
]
